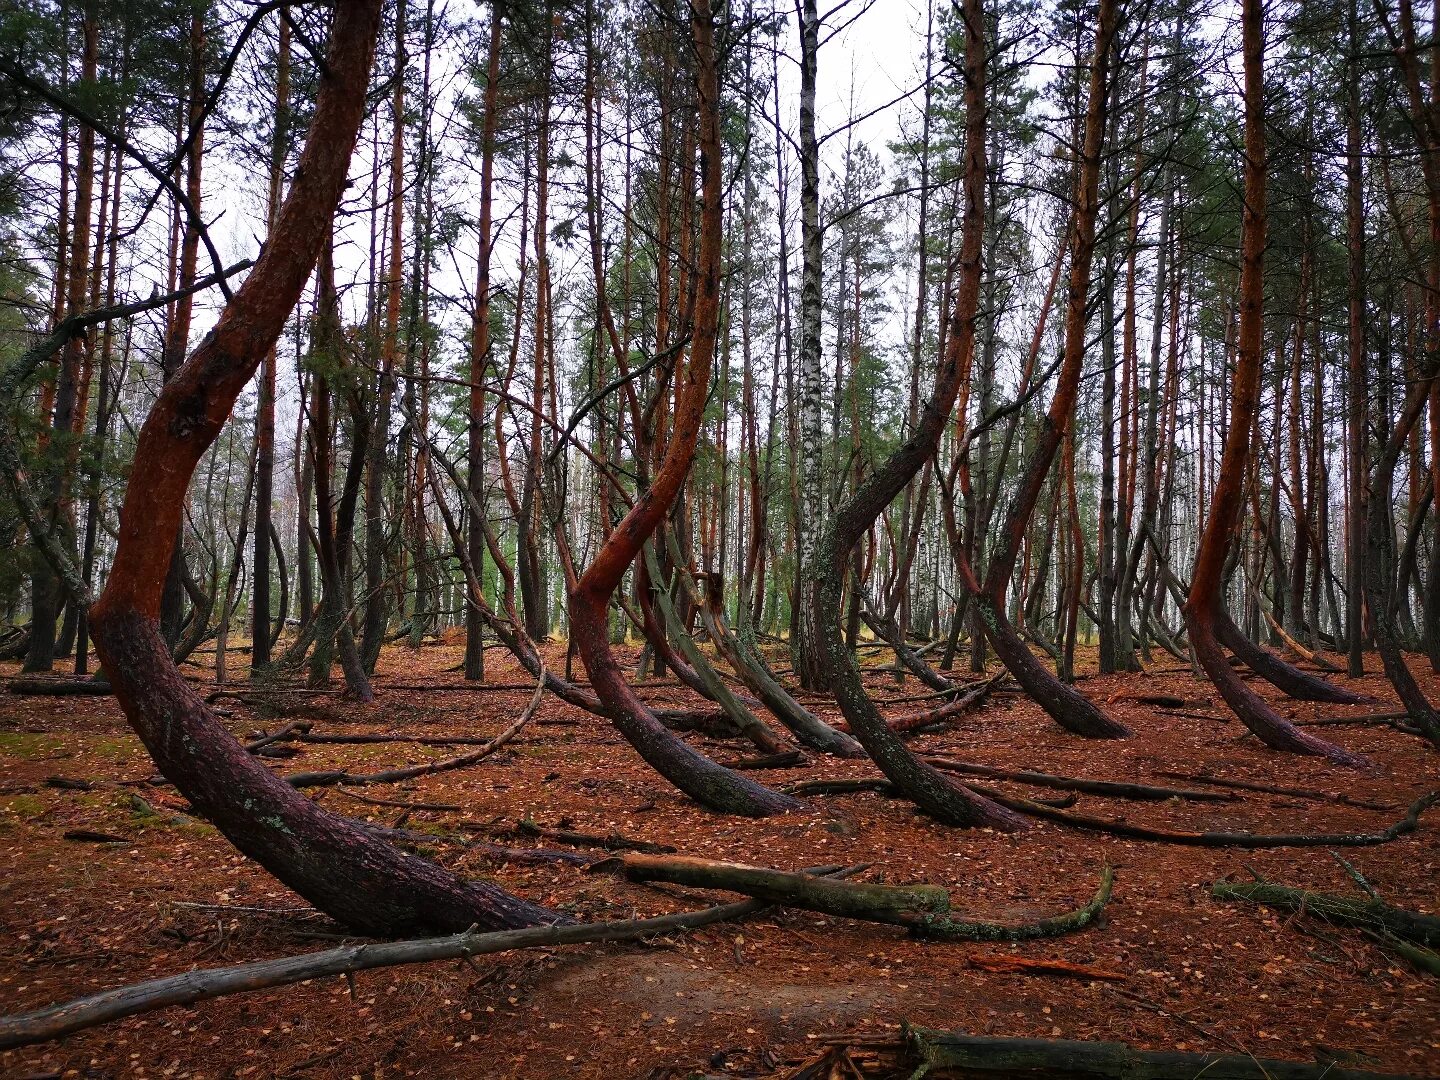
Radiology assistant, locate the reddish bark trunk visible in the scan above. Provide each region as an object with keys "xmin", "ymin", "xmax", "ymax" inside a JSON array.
[
  {"xmin": 1181, "ymin": 0, "xmax": 1364, "ymax": 768},
  {"xmin": 88, "ymin": 0, "xmax": 559, "ymax": 935},
  {"xmin": 566, "ymin": 0, "xmax": 801, "ymax": 817}
]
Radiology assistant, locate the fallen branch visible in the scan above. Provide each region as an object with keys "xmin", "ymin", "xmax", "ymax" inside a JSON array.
[
  {"xmin": 1212, "ymin": 879, "xmax": 1440, "ymax": 948},
  {"xmin": 8, "ymin": 678, "xmax": 112, "ymax": 696},
  {"xmin": 513, "ymin": 817, "xmax": 677, "ymax": 855},
  {"xmin": 1155, "ymin": 771, "xmax": 1397, "ymax": 812},
  {"xmin": 0, "ymin": 865, "xmax": 856, "ymax": 1051},
  {"xmin": 361, "ymin": 821, "xmax": 591, "ymax": 867},
  {"xmin": 332, "ymin": 789, "xmax": 463, "ymax": 813},
  {"xmin": 923, "ymin": 759, "xmax": 1239, "ymax": 803},
  {"xmin": 282, "ymin": 664, "xmax": 545, "ymax": 789},
  {"xmin": 882, "ymin": 675, "xmax": 1004, "ymax": 733},
  {"xmin": 242, "ymin": 721, "xmax": 313, "ymax": 753},
  {"xmin": 612, "ymin": 854, "xmax": 1114, "ymax": 940},
  {"xmin": 982, "ymin": 791, "xmax": 1439, "ymax": 848}
]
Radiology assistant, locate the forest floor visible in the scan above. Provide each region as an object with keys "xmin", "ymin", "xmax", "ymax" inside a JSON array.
[{"xmin": 0, "ymin": 637, "xmax": 1437, "ymax": 1079}]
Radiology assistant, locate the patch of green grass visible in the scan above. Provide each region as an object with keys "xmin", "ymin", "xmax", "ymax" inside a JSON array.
[
  {"xmin": 85, "ymin": 736, "xmax": 136, "ymax": 762},
  {"xmin": 0, "ymin": 793, "xmax": 45, "ymax": 817},
  {"xmin": 0, "ymin": 732, "xmax": 66, "ymax": 759}
]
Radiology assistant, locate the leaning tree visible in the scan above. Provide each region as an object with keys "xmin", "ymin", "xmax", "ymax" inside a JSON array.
[{"xmin": 85, "ymin": 0, "xmax": 561, "ymax": 936}]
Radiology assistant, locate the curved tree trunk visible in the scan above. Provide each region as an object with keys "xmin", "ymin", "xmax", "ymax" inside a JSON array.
[
  {"xmin": 1181, "ymin": 0, "xmax": 1363, "ymax": 767},
  {"xmin": 1215, "ymin": 613, "xmax": 1371, "ymax": 704},
  {"xmin": 956, "ymin": 0, "xmax": 1130, "ymax": 741},
  {"xmin": 809, "ymin": 0, "xmax": 1024, "ymax": 831},
  {"xmin": 1365, "ymin": 375, "xmax": 1440, "ymax": 747},
  {"xmin": 87, "ymin": 0, "xmax": 558, "ymax": 936},
  {"xmin": 566, "ymin": 0, "xmax": 802, "ymax": 818}
]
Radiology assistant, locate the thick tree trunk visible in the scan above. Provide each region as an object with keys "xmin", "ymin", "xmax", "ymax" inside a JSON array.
[
  {"xmin": 1182, "ymin": 0, "xmax": 1363, "ymax": 767},
  {"xmin": 809, "ymin": 0, "xmax": 1023, "ymax": 831},
  {"xmin": 88, "ymin": 0, "xmax": 556, "ymax": 936},
  {"xmin": 566, "ymin": 0, "xmax": 801, "ymax": 818}
]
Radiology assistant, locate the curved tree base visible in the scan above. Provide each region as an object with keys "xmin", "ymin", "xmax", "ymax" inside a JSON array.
[
  {"xmin": 1186, "ymin": 609, "xmax": 1368, "ymax": 768},
  {"xmin": 1217, "ymin": 614, "xmax": 1374, "ymax": 704},
  {"xmin": 812, "ymin": 561, "xmax": 1026, "ymax": 831},
  {"xmin": 571, "ymin": 589, "xmax": 805, "ymax": 818},
  {"xmin": 91, "ymin": 609, "xmax": 561, "ymax": 936},
  {"xmin": 974, "ymin": 595, "xmax": 1132, "ymax": 739}
]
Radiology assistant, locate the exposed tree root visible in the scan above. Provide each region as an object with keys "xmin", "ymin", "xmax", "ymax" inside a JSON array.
[
  {"xmin": 1213, "ymin": 879, "xmax": 1440, "ymax": 948},
  {"xmin": 513, "ymin": 817, "xmax": 677, "ymax": 855},
  {"xmin": 1155, "ymin": 771, "xmax": 1397, "ymax": 812},
  {"xmin": 281, "ymin": 668, "xmax": 543, "ymax": 789},
  {"xmin": 922, "ymin": 759, "xmax": 1240, "ymax": 802}
]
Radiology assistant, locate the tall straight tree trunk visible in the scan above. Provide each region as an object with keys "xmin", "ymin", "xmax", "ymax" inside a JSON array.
[
  {"xmin": 361, "ymin": 0, "xmax": 406, "ymax": 672},
  {"xmin": 1345, "ymin": 0, "xmax": 1366, "ymax": 677},
  {"xmin": 26, "ymin": 3, "xmax": 96, "ymax": 674},
  {"xmin": 465, "ymin": 4, "xmax": 503, "ymax": 680},
  {"xmin": 791, "ymin": 0, "xmax": 827, "ymax": 690},
  {"xmin": 1182, "ymin": 0, "xmax": 1362, "ymax": 767},
  {"xmin": 251, "ymin": 15, "xmax": 289, "ymax": 672}
]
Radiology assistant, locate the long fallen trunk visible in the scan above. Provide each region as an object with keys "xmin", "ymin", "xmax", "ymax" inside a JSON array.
[{"xmin": 902, "ymin": 1027, "xmax": 1423, "ymax": 1080}]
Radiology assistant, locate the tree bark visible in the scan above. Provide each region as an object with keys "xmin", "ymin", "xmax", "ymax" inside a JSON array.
[
  {"xmin": 566, "ymin": 0, "xmax": 802, "ymax": 818},
  {"xmin": 87, "ymin": 0, "xmax": 556, "ymax": 937},
  {"xmin": 1182, "ymin": 0, "xmax": 1363, "ymax": 767}
]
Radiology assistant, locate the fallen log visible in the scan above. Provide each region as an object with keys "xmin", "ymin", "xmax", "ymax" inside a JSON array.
[
  {"xmin": 1212, "ymin": 879, "xmax": 1440, "ymax": 948},
  {"xmin": 882, "ymin": 675, "xmax": 1003, "ymax": 733},
  {"xmin": 981, "ymin": 791, "xmax": 1439, "ymax": 848},
  {"xmin": 1155, "ymin": 771, "xmax": 1397, "ymax": 812},
  {"xmin": 923, "ymin": 759, "xmax": 1239, "ymax": 803},
  {"xmin": 901, "ymin": 1027, "xmax": 1423, "ymax": 1080},
  {"xmin": 612, "ymin": 853, "xmax": 950, "ymax": 919},
  {"xmin": 8, "ymin": 678, "xmax": 112, "ymax": 696},
  {"xmin": 612, "ymin": 854, "xmax": 1114, "ymax": 940},
  {"xmin": 0, "ymin": 865, "xmax": 857, "ymax": 1051}
]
